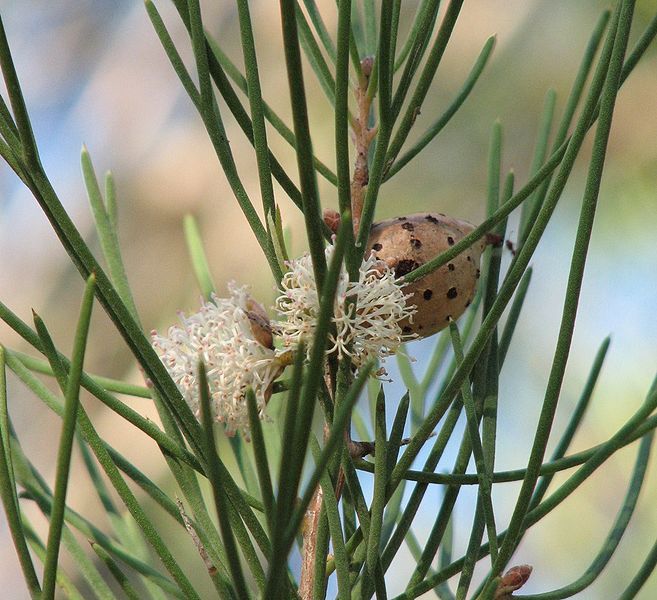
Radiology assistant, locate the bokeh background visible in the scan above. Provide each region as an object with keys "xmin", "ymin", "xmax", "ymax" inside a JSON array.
[{"xmin": 1, "ymin": 1, "xmax": 656, "ymax": 598}]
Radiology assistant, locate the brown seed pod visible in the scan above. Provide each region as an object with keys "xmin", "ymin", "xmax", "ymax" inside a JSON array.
[{"xmin": 367, "ymin": 213, "xmax": 486, "ymax": 338}]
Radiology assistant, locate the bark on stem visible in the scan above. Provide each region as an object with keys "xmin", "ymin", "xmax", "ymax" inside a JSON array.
[
  {"xmin": 351, "ymin": 57, "xmax": 377, "ymax": 236},
  {"xmin": 298, "ymin": 485, "xmax": 325, "ymax": 599},
  {"xmin": 300, "ymin": 58, "xmax": 380, "ymax": 598}
]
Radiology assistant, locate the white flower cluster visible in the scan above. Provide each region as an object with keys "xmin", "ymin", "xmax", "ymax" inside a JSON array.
[
  {"xmin": 152, "ymin": 246, "xmax": 415, "ymax": 437},
  {"xmin": 275, "ymin": 245, "xmax": 416, "ymax": 368},
  {"xmin": 151, "ymin": 283, "xmax": 281, "ymax": 438}
]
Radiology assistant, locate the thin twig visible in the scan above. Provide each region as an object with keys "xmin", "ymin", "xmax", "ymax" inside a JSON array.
[
  {"xmin": 176, "ymin": 498, "xmax": 217, "ymax": 576},
  {"xmin": 351, "ymin": 57, "xmax": 378, "ymax": 235},
  {"xmin": 299, "ymin": 485, "xmax": 324, "ymax": 599},
  {"xmin": 298, "ymin": 374, "xmax": 334, "ymax": 598}
]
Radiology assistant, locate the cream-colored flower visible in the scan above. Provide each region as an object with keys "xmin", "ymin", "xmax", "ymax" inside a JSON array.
[
  {"xmin": 275, "ymin": 245, "xmax": 416, "ymax": 368},
  {"xmin": 151, "ymin": 283, "xmax": 281, "ymax": 437}
]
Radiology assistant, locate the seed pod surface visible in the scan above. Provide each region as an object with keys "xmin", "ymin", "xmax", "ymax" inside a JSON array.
[{"xmin": 367, "ymin": 213, "xmax": 485, "ymax": 338}]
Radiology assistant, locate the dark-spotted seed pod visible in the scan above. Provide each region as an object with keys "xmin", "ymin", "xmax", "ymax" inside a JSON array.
[{"xmin": 367, "ymin": 213, "xmax": 485, "ymax": 338}]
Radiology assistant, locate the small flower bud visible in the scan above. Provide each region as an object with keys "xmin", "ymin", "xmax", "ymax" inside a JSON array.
[
  {"xmin": 361, "ymin": 56, "xmax": 374, "ymax": 78},
  {"xmin": 495, "ymin": 564, "xmax": 533, "ymax": 598},
  {"xmin": 323, "ymin": 209, "xmax": 341, "ymax": 235}
]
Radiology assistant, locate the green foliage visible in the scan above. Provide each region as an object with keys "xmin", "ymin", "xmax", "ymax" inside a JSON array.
[{"xmin": 1, "ymin": 1, "xmax": 656, "ymax": 599}]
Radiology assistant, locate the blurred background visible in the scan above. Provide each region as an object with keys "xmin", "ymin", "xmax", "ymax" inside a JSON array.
[{"xmin": 1, "ymin": 0, "xmax": 656, "ymax": 597}]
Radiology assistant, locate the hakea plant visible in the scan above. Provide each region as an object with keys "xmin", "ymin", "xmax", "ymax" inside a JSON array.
[{"xmin": 1, "ymin": 2, "xmax": 657, "ymax": 600}]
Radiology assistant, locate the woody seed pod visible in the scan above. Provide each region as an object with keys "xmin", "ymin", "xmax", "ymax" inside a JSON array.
[{"xmin": 367, "ymin": 213, "xmax": 486, "ymax": 338}]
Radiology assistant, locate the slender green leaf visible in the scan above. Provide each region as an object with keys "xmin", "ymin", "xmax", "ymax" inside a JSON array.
[
  {"xmin": 335, "ymin": 0, "xmax": 354, "ymax": 237},
  {"xmin": 236, "ymin": 0, "xmax": 276, "ymax": 221},
  {"xmin": 22, "ymin": 517, "xmax": 85, "ymax": 600},
  {"xmin": 386, "ymin": 34, "xmax": 495, "ymax": 179},
  {"xmin": 0, "ymin": 349, "xmax": 41, "ymax": 596},
  {"xmin": 197, "ymin": 0, "xmax": 282, "ymax": 278},
  {"xmin": 0, "ymin": 15, "xmax": 39, "ymax": 167},
  {"xmin": 59, "ymin": 524, "xmax": 117, "ymax": 600},
  {"xmin": 390, "ymin": 0, "xmax": 440, "ymax": 119},
  {"xmin": 245, "ymin": 388, "xmax": 275, "ymax": 533},
  {"xmin": 301, "ymin": 0, "xmax": 337, "ymax": 62},
  {"xmin": 42, "ymin": 275, "xmax": 96, "ymax": 599},
  {"xmin": 286, "ymin": 361, "xmax": 374, "ymax": 552},
  {"xmin": 0, "ymin": 94, "xmax": 20, "ymax": 147},
  {"xmin": 487, "ymin": 1, "xmax": 636, "ymax": 584},
  {"xmin": 518, "ymin": 89, "xmax": 557, "ymax": 241},
  {"xmin": 5, "ymin": 350, "xmax": 202, "ymax": 599},
  {"xmin": 386, "ymin": 391, "xmax": 410, "ymax": 477},
  {"xmin": 366, "ymin": 386, "xmax": 388, "ymax": 584},
  {"xmin": 352, "ymin": 0, "xmax": 395, "ymax": 258},
  {"xmin": 519, "ymin": 432, "xmax": 653, "ymax": 599},
  {"xmin": 392, "ymin": 0, "xmax": 435, "ymax": 71},
  {"xmin": 267, "ymin": 209, "xmax": 289, "ymax": 274},
  {"xmin": 312, "ymin": 507, "xmax": 331, "ymax": 599},
  {"xmin": 267, "ymin": 344, "xmax": 305, "ymax": 596},
  {"xmin": 203, "ymin": 36, "xmax": 337, "ymax": 189},
  {"xmin": 497, "ymin": 267, "xmax": 532, "ymax": 365},
  {"xmin": 618, "ymin": 536, "xmax": 657, "ymax": 599},
  {"xmin": 14, "ymin": 453, "xmax": 184, "ymax": 599},
  {"xmin": 529, "ymin": 337, "xmax": 611, "ymax": 510},
  {"xmin": 13, "ymin": 351, "xmax": 150, "ymax": 398},
  {"xmin": 198, "ymin": 362, "xmax": 248, "ymax": 598},
  {"xmin": 518, "ymin": 11, "xmax": 610, "ymax": 251},
  {"xmin": 296, "ymin": 4, "xmax": 336, "ymax": 105},
  {"xmin": 396, "ymin": 349, "xmax": 420, "ymax": 398},
  {"xmin": 81, "ymin": 147, "xmax": 139, "ymax": 320},
  {"xmin": 91, "ymin": 542, "xmax": 143, "ymax": 600},
  {"xmin": 183, "ymin": 215, "xmax": 216, "ymax": 299},
  {"xmin": 279, "ymin": 0, "xmax": 327, "ymax": 288},
  {"xmin": 384, "ymin": 0, "xmax": 464, "ymax": 169},
  {"xmin": 448, "ymin": 323, "xmax": 496, "ymax": 559},
  {"xmin": 310, "ymin": 436, "xmax": 351, "ymax": 598}
]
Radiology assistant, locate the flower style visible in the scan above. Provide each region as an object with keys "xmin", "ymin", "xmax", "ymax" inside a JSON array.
[
  {"xmin": 151, "ymin": 283, "xmax": 282, "ymax": 437},
  {"xmin": 275, "ymin": 245, "xmax": 416, "ymax": 368}
]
